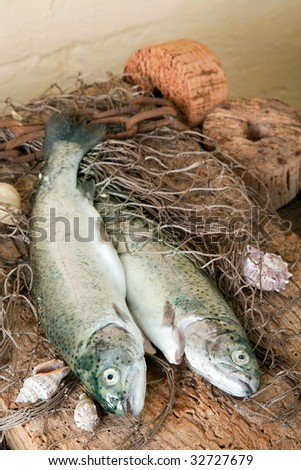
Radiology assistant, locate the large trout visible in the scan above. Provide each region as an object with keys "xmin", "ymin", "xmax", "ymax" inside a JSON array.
[
  {"xmin": 100, "ymin": 199, "xmax": 260, "ymax": 398},
  {"xmin": 30, "ymin": 114, "xmax": 146, "ymax": 416}
]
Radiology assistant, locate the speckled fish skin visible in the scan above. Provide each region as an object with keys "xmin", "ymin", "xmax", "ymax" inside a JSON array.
[
  {"xmin": 30, "ymin": 114, "xmax": 146, "ymax": 416},
  {"xmin": 100, "ymin": 201, "xmax": 260, "ymax": 398}
]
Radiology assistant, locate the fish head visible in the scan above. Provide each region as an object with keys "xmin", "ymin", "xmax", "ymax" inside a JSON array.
[
  {"xmin": 184, "ymin": 319, "xmax": 260, "ymax": 397},
  {"xmin": 75, "ymin": 324, "xmax": 146, "ymax": 416}
]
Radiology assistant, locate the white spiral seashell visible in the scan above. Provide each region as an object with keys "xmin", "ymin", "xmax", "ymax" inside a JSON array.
[
  {"xmin": 242, "ymin": 245, "xmax": 292, "ymax": 292},
  {"xmin": 0, "ymin": 182, "xmax": 21, "ymax": 225},
  {"xmin": 16, "ymin": 363, "xmax": 70, "ymax": 403},
  {"xmin": 74, "ymin": 393, "xmax": 99, "ymax": 432}
]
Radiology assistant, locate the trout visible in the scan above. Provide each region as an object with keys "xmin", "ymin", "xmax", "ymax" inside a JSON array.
[
  {"xmin": 100, "ymin": 199, "xmax": 260, "ymax": 398},
  {"xmin": 30, "ymin": 114, "xmax": 146, "ymax": 416}
]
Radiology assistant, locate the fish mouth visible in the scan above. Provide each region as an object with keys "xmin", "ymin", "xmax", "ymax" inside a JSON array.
[
  {"xmin": 207, "ymin": 375, "xmax": 259, "ymax": 398},
  {"xmin": 242, "ymin": 383, "xmax": 254, "ymax": 397},
  {"xmin": 186, "ymin": 357, "xmax": 260, "ymax": 398},
  {"xmin": 102, "ymin": 394, "xmax": 141, "ymax": 417},
  {"xmin": 213, "ymin": 368, "xmax": 260, "ymax": 398},
  {"xmin": 125, "ymin": 359, "xmax": 147, "ymax": 416},
  {"xmin": 232, "ymin": 378, "xmax": 259, "ymax": 398},
  {"xmin": 104, "ymin": 358, "xmax": 146, "ymax": 417},
  {"xmin": 104, "ymin": 393, "xmax": 126, "ymax": 416}
]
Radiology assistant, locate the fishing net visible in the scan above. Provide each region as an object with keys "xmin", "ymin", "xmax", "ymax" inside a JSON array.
[{"xmin": 0, "ymin": 75, "xmax": 301, "ymax": 450}]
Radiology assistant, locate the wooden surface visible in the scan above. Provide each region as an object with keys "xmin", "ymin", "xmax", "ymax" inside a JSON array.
[
  {"xmin": 0, "ymin": 83, "xmax": 301, "ymax": 450},
  {"xmin": 1, "ymin": 194, "xmax": 301, "ymax": 450},
  {"xmin": 278, "ymin": 192, "xmax": 301, "ymax": 236},
  {"xmin": 202, "ymin": 99, "xmax": 301, "ymax": 210}
]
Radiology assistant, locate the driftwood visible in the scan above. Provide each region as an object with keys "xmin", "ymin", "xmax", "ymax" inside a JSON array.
[
  {"xmin": 123, "ymin": 40, "xmax": 301, "ymax": 211},
  {"xmin": 1, "ymin": 156, "xmax": 301, "ymax": 450},
  {"xmin": 1, "ymin": 78, "xmax": 301, "ymax": 450},
  {"xmin": 202, "ymin": 99, "xmax": 301, "ymax": 210},
  {"xmin": 1, "ymin": 234, "xmax": 301, "ymax": 450},
  {"xmin": 124, "ymin": 39, "xmax": 228, "ymax": 127}
]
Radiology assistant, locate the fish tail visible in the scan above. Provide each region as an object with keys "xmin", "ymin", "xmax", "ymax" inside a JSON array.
[{"xmin": 44, "ymin": 112, "xmax": 106, "ymax": 160}]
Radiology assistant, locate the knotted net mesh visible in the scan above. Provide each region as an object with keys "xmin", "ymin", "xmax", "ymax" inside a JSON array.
[{"xmin": 0, "ymin": 76, "xmax": 301, "ymax": 449}]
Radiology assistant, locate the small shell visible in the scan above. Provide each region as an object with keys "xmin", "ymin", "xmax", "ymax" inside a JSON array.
[
  {"xmin": 16, "ymin": 360, "xmax": 70, "ymax": 403},
  {"xmin": 32, "ymin": 359, "xmax": 66, "ymax": 375},
  {"xmin": 74, "ymin": 393, "xmax": 100, "ymax": 432},
  {"xmin": 242, "ymin": 245, "xmax": 292, "ymax": 292},
  {"xmin": 0, "ymin": 183, "xmax": 21, "ymax": 225}
]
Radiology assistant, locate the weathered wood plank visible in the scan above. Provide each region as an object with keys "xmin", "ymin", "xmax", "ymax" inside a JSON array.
[
  {"xmin": 1, "ymin": 197, "xmax": 301, "ymax": 450},
  {"xmin": 2, "ymin": 245, "xmax": 301, "ymax": 450}
]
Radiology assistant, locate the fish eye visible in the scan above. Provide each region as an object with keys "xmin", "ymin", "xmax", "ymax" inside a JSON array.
[
  {"xmin": 102, "ymin": 368, "xmax": 120, "ymax": 386},
  {"xmin": 231, "ymin": 349, "xmax": 250, "ymax": 365}
]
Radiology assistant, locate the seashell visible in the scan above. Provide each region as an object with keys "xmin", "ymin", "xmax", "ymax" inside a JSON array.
[
  {"xmin": 16, "ymin": 360, "xmax": 70, "ymax": 403},
  {"xmin": 242, "ymin": 245, "xmax": 292, "ymax": 292},
  {"xmin": 32, "ymin": 358, "xmax": 66, "ymax": 375},
  {"xmin": 0, "ymin": 182, "xmax": 22, "ymax": 225},
  {"xmin": 74, "ymin": 393, "xmax": 100, "ymax": 432}
]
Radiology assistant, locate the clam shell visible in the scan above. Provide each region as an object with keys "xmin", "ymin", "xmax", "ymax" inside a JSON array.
[
  {"xmin": 74, "ymin": 393, "xmax": 99, "ymax": 432},
  {"xmin": 242, "ymin": 245, "xmax": 292, "ymax": 292},
  {"xmin": 0, "ymin": 183, "xmax": 21, "ymax": 225},
  {"xmin": 16, "ymin": 361, "xmax": 70, "ymax": 403}
]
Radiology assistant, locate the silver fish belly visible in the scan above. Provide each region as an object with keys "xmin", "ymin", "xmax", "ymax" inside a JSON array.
[
  {"xmin": 100, "ymin": 201, "xmax": 260, "ymax": 398},
  {"xmin": 30, "ymin": 114, "xmax": 146, "ymax": 416}
]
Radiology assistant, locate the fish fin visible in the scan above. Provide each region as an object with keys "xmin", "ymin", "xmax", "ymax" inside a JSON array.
[
  {"xmin": 143, "ymin": 337, "xmax": 156, "ymax": 355},
  {"xmin": 78, "ymin": 177, "xmax": 96, "ymax": 204},
  {"xmin": 44, "ymin": 112, "xmax": 106, "ymax": 160},
  {"xmin": 112, "ymin": 303, "xmax": 131, "ymax": 324},
  {"xmin": 162, "ymin": 301, "xmax": 185, "ymax": 363},
  {"xmin": 173, "ymin": 329, "xmax": 185, "ymax": 364},
  {"xmin": 162, "ymin": 300, "xmax": 176, "ymax": 327},
  {"xmin": 112, "ymin": 303, "xmax": 155, "ymax": 354}
]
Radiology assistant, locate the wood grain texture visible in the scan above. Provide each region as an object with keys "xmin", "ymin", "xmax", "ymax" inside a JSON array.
[
  {"xmin": 1, "ymin": 85, "xmax": 301, "ymax": 450},
  {"xmin": 278, "ymin": 193, "xmax": 301, "ymax": 236},
  {"xmin": 202, "ymin": 99, "xmax": 301, "ymax": 210},
  {"xmin": 2, "ymin": 215, "xmax": 301, "ymax": 450}
]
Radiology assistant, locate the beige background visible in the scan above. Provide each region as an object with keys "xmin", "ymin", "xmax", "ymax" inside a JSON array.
[{"xmin": 0, "ymin": 0, "xmax": 300, "ymax": 111}]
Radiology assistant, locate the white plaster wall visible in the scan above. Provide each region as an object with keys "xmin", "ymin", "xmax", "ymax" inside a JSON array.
[{"xmin": 0, "ymin": 0, "xmax": 300, "ymax": 111}]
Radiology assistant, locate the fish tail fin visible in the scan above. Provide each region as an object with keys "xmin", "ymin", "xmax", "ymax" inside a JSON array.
[{"xmin": 44, "ymin": 112, "xmax": 106, "ymax": 159}]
